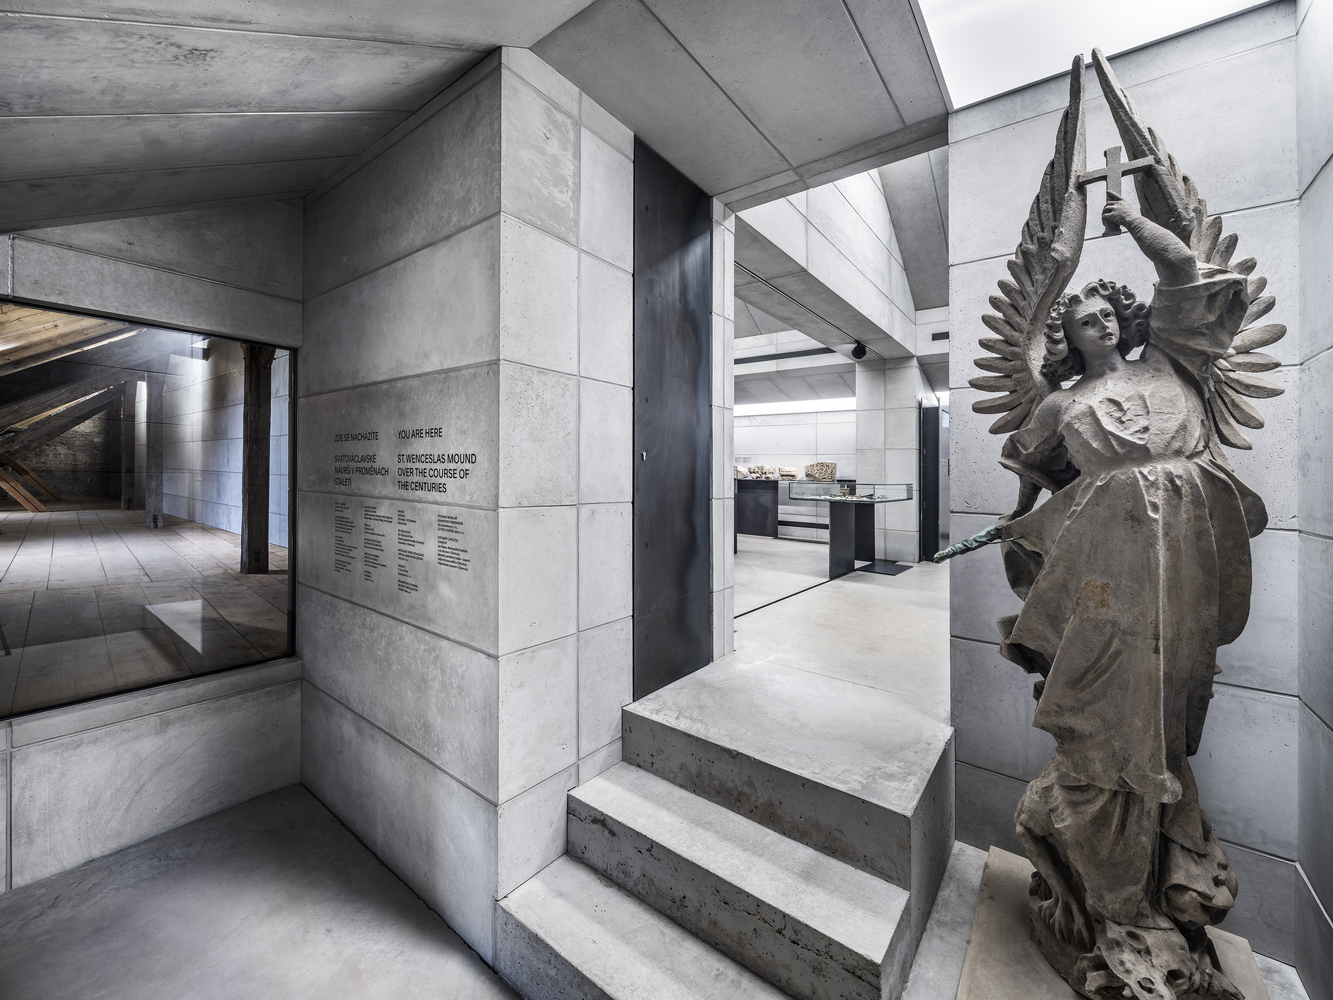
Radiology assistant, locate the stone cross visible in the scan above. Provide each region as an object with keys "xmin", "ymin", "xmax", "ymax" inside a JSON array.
[{"xmin": 1077, "ymin": 145, "xmax": 1155, "ymax": 235}]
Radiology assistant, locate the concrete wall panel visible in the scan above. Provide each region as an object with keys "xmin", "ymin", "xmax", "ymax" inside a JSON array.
[
  {"xmin": 1297, "ymin": 872, "xmax": 1333, "ymax": 1000},
  {"xmin": 1192, "ymin": 686, "xmax": 1299, "ymax": 859},
  {"xmin": 19, "ymin": 201, "xmax": 303, "ymax": 300},
  {"xmin": 296, "ymin": 585, "xmax": 498, "ymax": 799},
  {"xmin": 497, "ymin": 635, "xmax": 578, "ymax": 801},
  {"xmin": 1219, "ymin": 842, "xmax": 1296, "ymax": 964},
  {"xmin": 10, "ymin": 671, "xmax": 299, "ymax": 886},
  {"xmin": 951, "ymin": 638, "xmax": 1056, "ymax": 782},
  {"xmin": 950, "ymin": 38, "xmax": 1296, "ymax": 266},
  {"xmin": 300, "ymin": 217, "xmax": 500, "ymax": 396},
  {"xmin": 1299, "ymin": 705, "xmax": 1333, "ymax": 907},
  {"xmin": 500, "ymin": 70, "xmax": 578, "ymax": 246},
  {"xmin": 303, "ymin": 69, "xmax": 502, "ymax": 299},
  {"xmin": 954, "ymin": 762, "xmax": 1024, "ymax": 857},
  {"xmin": 10, "ymin": 238, "xmax": 301, "ymax": 346},
  {"xmin": 300, "ymin": 682, "xmax": 497, "ymax": 963}
]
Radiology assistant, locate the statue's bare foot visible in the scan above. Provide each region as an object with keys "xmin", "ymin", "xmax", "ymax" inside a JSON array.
[{"xmin": 1036, "ymin": 891, "xmax": 1094, "ymax": 952}]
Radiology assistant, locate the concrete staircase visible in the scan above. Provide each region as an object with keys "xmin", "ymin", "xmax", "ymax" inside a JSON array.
[{"xmin": 496, "ymin": 656, "xmax": 954, "ymax": 1000}]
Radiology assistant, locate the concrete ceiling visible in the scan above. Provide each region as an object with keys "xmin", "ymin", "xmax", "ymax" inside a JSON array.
[
  {"xmin": 878, "ymin": 148, "xmax": 949, "ymax": 309},
  {"xmin": 734, "ymin": 367, "xmax": 856, "ymax": 405},
  {"xmin": 533, "ymin": 0, "xmax": 950, "ymax": 208},
  {"xmin": 0, "ymin": 2, "xmax": 597, "ymax": 231},
  {"xmin": 1, "ymin": 0, "xmax": 950, "ymax": 233},
  {"xmin": 734, "ymin": 301, "xmax": 794, "ymax": 340}
]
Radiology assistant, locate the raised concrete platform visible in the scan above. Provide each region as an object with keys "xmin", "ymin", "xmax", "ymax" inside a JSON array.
[
  {"xmin": 569, "ymin": 761, "xmax": 912, "ymax": 1000},
  {"xmin": 622, "ymin": 654, "xmax": 954, "ymax": 948},
  {"xmin": 0, "ymin": 785, "xmax": 516, "ymax": 1000},
  {"xmin": 496, "ymin": 855, "xmax": 789, "ymax": 1000}
]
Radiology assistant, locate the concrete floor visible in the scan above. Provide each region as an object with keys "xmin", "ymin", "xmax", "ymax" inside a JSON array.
[
  {"xmin": 733, "ymin": 534, "xmax": 831, "ymax": 615},
  {"xmin": 0, "ymin": 502, "xmax": 288, "ymax": 715},
  {"xmin": 734, "ymin": 553, "xmax": 950, "ymax": 724},
  {"xmin": 0, "ymin": 785, "xmax": 517, "ymax": 1000}
]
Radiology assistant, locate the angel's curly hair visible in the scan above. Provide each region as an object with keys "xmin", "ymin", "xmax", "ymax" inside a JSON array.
[{"xmin": 1041, "ymin": 279, "xmax": 1152, "ymax": 381}]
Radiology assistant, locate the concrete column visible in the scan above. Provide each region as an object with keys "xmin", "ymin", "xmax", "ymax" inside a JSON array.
[
  {"xmin": 710, "ymin": 199, "xmax": 735, "ymax": 660},
  {"xmin": 241, "ymin": 344, "xmax": 276, "ymax": 573},
  {"xmin": 144, "ymin": 371, "xmax": 165, "ymax": 529},
  {"xmin": 856, "ymin": 356, "xmax": 928, "ymax": 563},
  {"xmin": 119, "ymin": 380, "xmax": 136, "ymax": 510},
  {"xmin": 294, "ymin": 48, "xmax": 635, "ymax": 965}
]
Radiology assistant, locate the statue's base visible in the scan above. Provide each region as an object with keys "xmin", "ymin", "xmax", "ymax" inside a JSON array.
[{"xmin": 955, "ymin": 847, "xmax": 1271, "ymax": 1000}]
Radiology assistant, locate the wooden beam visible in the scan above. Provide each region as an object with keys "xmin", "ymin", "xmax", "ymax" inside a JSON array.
[
  {"xmin": 240, "ymin": 344, "xmax": 276, "ymax": 573},
  {"xmin": 0, "ymin": 372, "xmax": 119, "ymax": 432},
  {"xmin": 0, "ymin": 468, "xmax": 48, "ymax": 513},
  {"xmin": 0, "ymin": 312, "xmax": 134, "ymax": 361},
  {"xmin": 0, "ymin": 452, "xmax": 60, "ymax": 502},
  {"xmin": 120, "ymin": 380, "xmax": 137, "ymax": 510},
  {"xmin": 0, "ymin": 389, "xmax": 116, "ymax": 456},
  {"xmin": 0, "ymin": 325, "xmax": 144, "ymax": 379}
]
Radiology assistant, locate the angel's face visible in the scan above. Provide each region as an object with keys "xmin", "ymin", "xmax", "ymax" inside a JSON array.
[{"xmin": 1063, "ymin": 296, "xmax": 1120, "ymax": 357}]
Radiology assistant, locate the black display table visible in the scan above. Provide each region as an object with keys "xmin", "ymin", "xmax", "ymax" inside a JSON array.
[{"xmin": 794, "ymin": 483, "xmax": 913, "ymax": 579}]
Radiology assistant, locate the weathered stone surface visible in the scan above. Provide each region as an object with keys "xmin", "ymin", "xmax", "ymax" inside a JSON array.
[
  {"xmin": 956, "ymin": 849, "xmax": 1273, "ymax": 1000},
  {"xmin": 804, "ymin": 461, "xmax": 836, "ymax": 481},
  {"xmin": 951, "ymin": 50, "xmax": 1287, "ymax": 1000}
]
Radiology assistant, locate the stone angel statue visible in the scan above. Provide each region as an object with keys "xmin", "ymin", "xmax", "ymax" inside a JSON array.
[{"xmin": 956, "ymin": 51, "xmax": 1285, "ymax": 1000}]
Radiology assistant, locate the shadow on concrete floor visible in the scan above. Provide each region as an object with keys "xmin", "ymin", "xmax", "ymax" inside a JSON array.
[{"xmin": 0, "ymin": 785, "xmax": 517, "ymax": 1000}]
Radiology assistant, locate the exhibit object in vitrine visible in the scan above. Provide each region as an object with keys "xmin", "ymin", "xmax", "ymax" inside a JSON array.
[{"xmin": 803, "ymin": 461, "xmax": 836, "ymax": 482}]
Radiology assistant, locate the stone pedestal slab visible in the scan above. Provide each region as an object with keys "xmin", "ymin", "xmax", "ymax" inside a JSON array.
[{"xmin": 956, "ymin": 847, "xmax": 1272, "ymax": 1000}]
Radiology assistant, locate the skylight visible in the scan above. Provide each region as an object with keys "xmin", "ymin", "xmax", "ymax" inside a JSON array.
[{"xmin": 916, "ymin": 0, "xmax": 1266, "ymax": 109}]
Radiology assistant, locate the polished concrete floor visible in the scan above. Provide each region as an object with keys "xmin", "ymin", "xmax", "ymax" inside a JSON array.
[
  {"xmin": 733, "ymin": 534, "xmax": 835, "ymax": 615},
  {"xmin": 0, "ymin": 785, "xmax": 516, "ymax": 1000},
  {"xmin": 734, "ymin": 548, "xmax": 950, "ymax": 724},
  {"xmin": 0, "ymin": 501, "xmax": 288, "ymax": 716}
]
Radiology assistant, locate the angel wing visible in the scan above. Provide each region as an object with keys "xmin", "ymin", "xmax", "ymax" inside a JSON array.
[
  {"xmin": 969, "ymin": 55, "xmax": 1088, "ymax": 435},
  {"xmin": 1092, "ymin": 48, "xmax": 1283, "ymax": 451}
]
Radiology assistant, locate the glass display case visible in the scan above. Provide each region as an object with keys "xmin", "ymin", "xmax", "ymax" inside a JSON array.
[{"xmin": 786, "ymin": 482, "xmax": 913, "ymax": 502}]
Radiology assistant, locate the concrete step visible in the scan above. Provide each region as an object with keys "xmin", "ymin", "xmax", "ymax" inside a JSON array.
[
  {"xmin": 569, "ymin": 762, "xmax": 912, "ymax": 1000},
  {"xmin": 496, "ymin": 855, "xmax": 790, "ymax": 1000},
  {"xmin": 143, "ymin": 599, "xmax": 262, "ymax": 672},
  {"xmin": 621, "ymin": 655, "xmax": 953, "ymax": 951}
]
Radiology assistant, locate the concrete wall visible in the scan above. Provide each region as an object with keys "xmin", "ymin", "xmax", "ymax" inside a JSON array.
[
  {"xmin": 734, "ymin": 410, "xmax": 856, "ymax": 479},
  {"xmin": 161, "ymin": 342, "xmax": 291, "ymax": 546},
  {"xmin": 856, "ymin": 358, "xmax": 938, "ymax": 562},
  {"xmin": 3, "ymin": 200, "xmax": 302, "ymax": 347},
  {"xmin": 1295, "ymin": 0, "xmax": 1333, "ymax": 994},
  {"xmin": 736, "ymin": 170, "xmax": 916, "ymax": 360},
  {"xmin": 295, "ymin": 48, "xmax": 635, "ymax": 964},
  {"xmin": 946, "ymin": 3, "xmax": 1304, "ymax": 963},
  {"xmin": 0, "ymin": 658, "xmax": 301, "ymax": 892}
]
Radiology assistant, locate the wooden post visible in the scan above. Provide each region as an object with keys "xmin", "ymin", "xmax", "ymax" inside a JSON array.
[
  {"xmin": 0, "ymin": 468, "xmax": 47, "ymax": 513},
  {"xmin": 241, "ymin": 344, "xmax": 276, "ymax": 574},
  {"xmin": 120, "ymin": 380, "xmax": 136, "ymax": 510},
  {"xmin": 144, "ymin": 371, "xmax": 165, "ymax": 529}
]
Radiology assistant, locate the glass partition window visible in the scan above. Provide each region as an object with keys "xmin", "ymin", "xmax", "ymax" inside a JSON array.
[
  {"xmin": 0, "ymin": 304, "xmax": 292, "ymax": 717},
  {"xmin": 786, "ymin": 482, "xmax": 913, "ymax": 502}
]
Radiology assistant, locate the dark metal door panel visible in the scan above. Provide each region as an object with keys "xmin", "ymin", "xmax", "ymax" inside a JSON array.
[
  {"xmin": 920, "ymin": 406, "xmax": 940, "ymax": 562},
  {"xmin": 632, "ymin": 140, "xmax": 712, "ymax": 699},
  {"xmin": 735, "ymin": 479, "xmax": 777, "ymax": 536}
]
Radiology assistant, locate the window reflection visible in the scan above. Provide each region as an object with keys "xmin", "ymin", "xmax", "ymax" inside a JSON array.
[{"xmin": 0, "ymin": 306, "xmax": 292, "ymax": 716}]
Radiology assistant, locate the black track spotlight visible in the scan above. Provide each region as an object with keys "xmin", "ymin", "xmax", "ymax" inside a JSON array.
[{"xmin": 851, "ymin": 341, "xmax": 867, "ymax": 360}]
